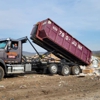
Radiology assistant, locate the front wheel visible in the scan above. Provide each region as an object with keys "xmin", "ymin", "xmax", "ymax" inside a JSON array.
[{"xmin": 0, "ymin": 66, "xmax": 4, "ymax": 80}]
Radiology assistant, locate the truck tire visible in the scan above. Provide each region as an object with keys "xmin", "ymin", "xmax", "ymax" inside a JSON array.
[
  {"xmin": 71, "ymin": 66, "xmax": 80, "ymax": 75},
  {"xmin": 48, "ymin": 64, "xmax": 58, "ymax": 75},
  {"xmin": 59, "ymin": 65, "xmax": 71, "ymax": 76},
  {"xmin": 0, "ymin": 66, "xmax": 4, "ymax": 80}
]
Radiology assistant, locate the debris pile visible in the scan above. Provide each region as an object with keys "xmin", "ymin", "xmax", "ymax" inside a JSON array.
[{"xmin": 80, "ymin": 56, "xmax": 100, "ymax": 76}]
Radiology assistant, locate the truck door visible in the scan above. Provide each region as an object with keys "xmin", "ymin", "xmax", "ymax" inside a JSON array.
[{"xmin": 5, "ymin": 41, "xmax": 22, "ymax": 63}]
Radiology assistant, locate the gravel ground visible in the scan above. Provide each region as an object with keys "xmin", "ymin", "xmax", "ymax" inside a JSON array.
[{"xmin": 0, "ymin": 74, "xmax": 100, "ymax": 100}]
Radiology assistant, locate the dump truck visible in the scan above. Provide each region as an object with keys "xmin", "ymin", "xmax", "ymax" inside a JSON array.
[
  {"xmin": 31, "ymin": 18, "xmax": 92, "ymax": 74},
  {"xmin": 0, "ymin": 18, "xmax": 92, "ymax": 80}
]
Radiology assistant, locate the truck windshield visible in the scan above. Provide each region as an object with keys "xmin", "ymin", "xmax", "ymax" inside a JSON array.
[{"xmin": 0, "ymin": 41, "xmax": 7, "ymax": 49}]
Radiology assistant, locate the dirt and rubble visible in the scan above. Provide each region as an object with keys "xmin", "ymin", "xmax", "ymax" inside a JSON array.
[{"xmin": 0, "ymin": 74, "xmax": 100, "ymax": 100}]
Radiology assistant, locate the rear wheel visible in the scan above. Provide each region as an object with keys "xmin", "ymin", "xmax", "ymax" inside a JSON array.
[
  {"xmin": 71, "ymin": 66, "xmax": 80, "ymax": 75},
  {"xmin": 48, "ymin": 64, "xmax": 58, "ymax": 75},
  {"xmin": 59, "ymin": 65, "xmax": 71, "ymax": 76},
  {"xmin": 0, "ymin": 66, "xmax": 4, "ymax": 80}
]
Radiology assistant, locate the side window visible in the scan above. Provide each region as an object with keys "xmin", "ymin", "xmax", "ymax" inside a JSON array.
[{"xmin": 11, "ymin": 41, "xmax": 18, "ymax": 50}]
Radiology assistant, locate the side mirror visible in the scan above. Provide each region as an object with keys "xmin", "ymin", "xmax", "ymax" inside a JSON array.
[
  {"xmin": 7, "ymin": 46, "xmax": 11, "ymax": 50},
  {"xmin": 5, "ymin": 46, "xmax": 11, "ymax": 52},
  {"xmin": 5, "ymin": 41, "xmax": 11, "ymax": 52}
]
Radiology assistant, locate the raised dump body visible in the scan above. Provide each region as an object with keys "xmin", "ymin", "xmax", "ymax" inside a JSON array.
[{"xmin": 30, "ymin": 18, "xmax": 92, "ymax": 65}]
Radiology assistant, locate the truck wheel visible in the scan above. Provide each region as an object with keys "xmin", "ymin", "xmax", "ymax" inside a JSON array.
[
  {"xmin": 0, "ymin": 66, "xmax": 4, "ymax": 80},
  {"xmin": 71, "ymin": 66, "xmax": 80, "ymax": 75},
  {"xmin": 48, "ymin": 64, "xmax": 58, "ymax": 75},
  {"xmin": 60, "ymin": 65, "xmax": 71, "ymax": 76}
]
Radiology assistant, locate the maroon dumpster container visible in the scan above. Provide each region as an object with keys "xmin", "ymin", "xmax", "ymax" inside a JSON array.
[{"xmin": 31, "ymin": 18, "xmax": 92, "ymax": 65}]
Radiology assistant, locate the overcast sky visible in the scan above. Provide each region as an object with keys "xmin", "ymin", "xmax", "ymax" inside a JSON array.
[{"xmin": 0, "ymin": 0, "xmax": 100, "ymax": 52}]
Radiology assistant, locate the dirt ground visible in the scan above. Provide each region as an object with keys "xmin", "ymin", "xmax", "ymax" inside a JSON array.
[{"xmin": 0, "ymin": 74, "xmax": 100, "ymax": 100}]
